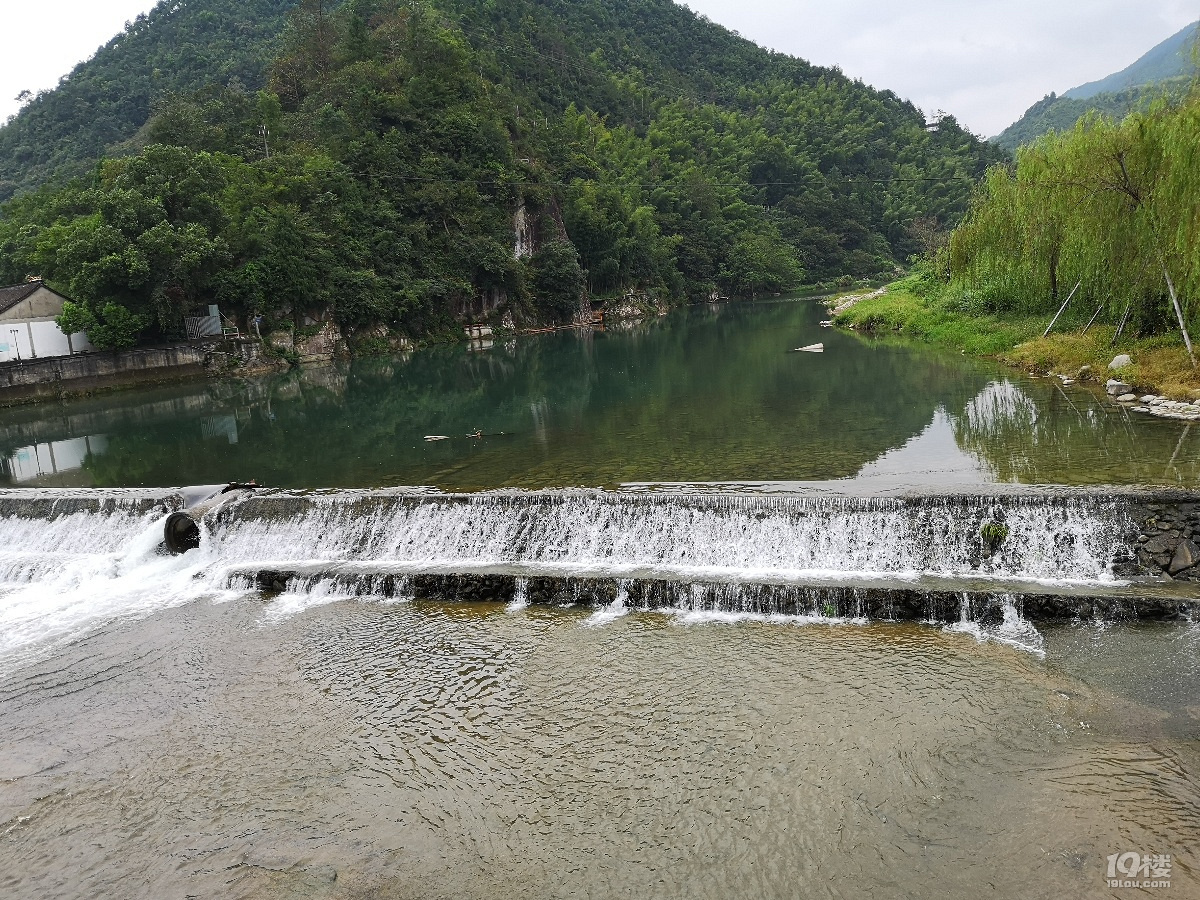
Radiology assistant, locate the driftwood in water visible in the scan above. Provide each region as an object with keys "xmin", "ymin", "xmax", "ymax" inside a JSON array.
[{"xmin": 1043, "ymin": 281, "xmax": 1081, "ymax": 337}]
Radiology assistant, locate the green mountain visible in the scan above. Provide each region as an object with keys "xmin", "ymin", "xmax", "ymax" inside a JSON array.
[
  {"xmin": 1065, "ymin": 21, "xmax": 1197, "ymax": 99},
  {"xmin": 994, "ymin": 21, "xmax": 1197, "ymax": 151},
  {"xmin": 0, "ymin": 0, "xmax": 300, "ymax": 202},
  {"xmin": 0, "ymin": 0, "xmax": 1006, "ymax": 348}
]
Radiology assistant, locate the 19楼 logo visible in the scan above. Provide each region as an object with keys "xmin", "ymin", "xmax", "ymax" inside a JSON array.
[{"xmin": 1107, "ymin": 852, "xmax": 1172, "ymax": 889}]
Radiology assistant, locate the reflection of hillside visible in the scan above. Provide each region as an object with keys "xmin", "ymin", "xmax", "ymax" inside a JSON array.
[
  {"xmin": 27, "ymin": 312, "xmax": 1200, "ymax": 490},
  {"xmin": 950, "ymin": 380, "xmax": 1200, "ymax": 486},
  {"xmin": 0, "ymin": 384, "xmax": 242, "ymax": 455},
  {"xmin": 75, "ymin": 302, "xmax": 993, "ymax": 489}
]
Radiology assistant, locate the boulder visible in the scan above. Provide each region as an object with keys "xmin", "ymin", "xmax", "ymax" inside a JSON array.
[
  {"xmin": 1076, "ymin": 365, "xmax": 1093, "ymax": 380},
  {"xmin": 1170, "ymin": 540, "xmax": 1199, "ymax": 575},
  {"xmin": 1106, "ymin": 379, "xmax": 1132, "ymax": 395},
  {"xmin": 1109, "ymin": 354, "xmax": 1133, "ymax": 370},
  {"xmin": 1117, "ymin": 394, "xmax": 1138, "ymax": 403}
]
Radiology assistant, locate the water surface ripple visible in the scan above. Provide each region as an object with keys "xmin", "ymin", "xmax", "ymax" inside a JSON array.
[{"xmin": 1, "ymin": 599, "xmax": 1197, "ymax": 899}]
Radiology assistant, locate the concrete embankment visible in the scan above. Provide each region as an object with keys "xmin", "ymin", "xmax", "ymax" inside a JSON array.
[{"xmin": 0, "ymin": 339, "xmax": 285, "ymax": 407}]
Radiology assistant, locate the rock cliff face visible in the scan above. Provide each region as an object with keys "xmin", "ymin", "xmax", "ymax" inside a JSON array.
[
  {"xmin": 514, "ymin": 203, "xmax": 535, "ymax": 260},
  {"xmin": 294, "ymin": 322, "xmax": 347, "ymax": 364},
  {"xmin": 268, "ymin": 321, "xmax": 350, "ymax": 364}
]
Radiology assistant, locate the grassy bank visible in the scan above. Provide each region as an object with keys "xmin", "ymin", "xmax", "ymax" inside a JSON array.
[{"xmin": 834, "ymin": 274, "xmax": 1200, "ymax": 400}]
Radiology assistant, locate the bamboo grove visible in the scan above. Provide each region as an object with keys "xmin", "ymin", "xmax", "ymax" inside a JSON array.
[{"xmin": 949, "ymin": 90, "xmax": 1200, "ymax": 342}]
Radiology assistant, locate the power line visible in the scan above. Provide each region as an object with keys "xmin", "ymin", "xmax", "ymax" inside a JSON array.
[{"xmin": 347, "ymin": 170, "xmax": 980, "ymax": 190}]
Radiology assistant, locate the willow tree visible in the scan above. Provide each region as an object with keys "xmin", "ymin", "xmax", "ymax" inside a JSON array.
[{"xmin": 950, "ymin": 89, "xmax": 1200, "ymax": 356}]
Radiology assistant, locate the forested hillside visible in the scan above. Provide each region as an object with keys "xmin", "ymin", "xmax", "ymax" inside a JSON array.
[
  {"xmin": 0, "ymin": 0, "xmax": 1006, "ymax": 349},
  {"xmin": 993, "ymin": 80, "xmax": 1190, "ymax": 152},
  {"xmin": 0, "ymin": 0, "xmax": 299, "ymax": 201}
]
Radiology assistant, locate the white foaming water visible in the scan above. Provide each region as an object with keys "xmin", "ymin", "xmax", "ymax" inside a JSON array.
[
  {"xmin": 0, "ymin": 510, "xmax": 247, "ymax": 671},
  {"xmin": 945, "ymin": 593, "xmax": 1046, "ymax": 657},
  {"xmin": 208, "ymin": 492, "xmax": 1129, "ymax": 583},
  {"xmin": 585, "ymin": 580, "xmax": 632, "ymax": 626},
  {"xmin": 0, "ymin": 489, "xmax": 1134, "ymax": 664},
  {"xmin": 505, "ymin": 577, "xmax": 530, "ymax": 612}
]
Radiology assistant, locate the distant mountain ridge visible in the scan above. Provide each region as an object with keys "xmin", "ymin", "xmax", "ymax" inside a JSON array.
[
  {"xmin": 1064, "ymin": 21, "xmax": 1197, "ymax": 100},
  {"xmin": 993, "ymin": 20, "xmax": 1197, "ymax": 151}
]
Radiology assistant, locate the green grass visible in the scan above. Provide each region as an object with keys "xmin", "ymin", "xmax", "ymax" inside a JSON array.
[
  {"xmin": 835, "ymin": 277, "xmax": 1043, "ymax": 355},
  {"xmin": 835, "ymin": 275, "xmax": 1200, "ymax": 400}
]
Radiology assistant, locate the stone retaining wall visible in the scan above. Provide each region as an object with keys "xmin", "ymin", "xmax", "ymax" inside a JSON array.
[
  {"xmin": 1130, "ymin": 501, "xmax": 1200, "ymax": 582},
  {"xmin": 0, "ymin": 339, "xmax": 285, "ymax": 407}
]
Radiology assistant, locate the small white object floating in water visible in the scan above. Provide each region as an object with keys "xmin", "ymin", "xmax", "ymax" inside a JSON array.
[
  {"xmin": 424, "ymin": 435, "xmax": 451, "ymax": 442},
  {"xmin": 819, "ymin": 320, "xmax": 834, "ymax": 328},
  {"xmin": 791, "ymin": 343, "xmax": 825, "ymax": 353}
]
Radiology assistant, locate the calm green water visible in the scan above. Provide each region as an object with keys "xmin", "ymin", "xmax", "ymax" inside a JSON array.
[{"xmin": 2, "ymin": 300, "xmax": 1198, "ymax": 490}]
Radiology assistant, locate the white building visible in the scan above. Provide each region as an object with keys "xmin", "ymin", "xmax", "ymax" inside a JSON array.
[{"xmin": 0, "ymin": 280, "xmax": 95, "ymax": 362}]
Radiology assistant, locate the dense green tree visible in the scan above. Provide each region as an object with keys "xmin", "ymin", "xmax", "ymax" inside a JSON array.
[
  {"xmin": 950, "ymin": 91, "xmax": 1200, "ymax": 339},
  {"xmin": 0, "ymin": 0, "xmax": 1008, "ymax": 345}
]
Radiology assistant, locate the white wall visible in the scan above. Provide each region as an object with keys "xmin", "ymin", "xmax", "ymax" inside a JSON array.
[
  {"xmin": 30, "ymin": 320, "xmax": 71, "ymax": 357},
  {"xmin": 0, "ymin": 320, "xmax": 96, "ymax": 361},
  {"xmin": 69, "ymin": 330, "xmax": 96, "ymax": 354},
  {"xmin": 0, "ymin": 324, "xmax": 33, "ymax": 362}
]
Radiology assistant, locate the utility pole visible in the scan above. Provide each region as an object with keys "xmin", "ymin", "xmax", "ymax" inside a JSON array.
[{"xmin": 259, "ymin": 125, "xmax": 271, "ymax": 159}]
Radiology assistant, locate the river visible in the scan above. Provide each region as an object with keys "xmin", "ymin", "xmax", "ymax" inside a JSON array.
[
  {"xmin": 2, "ymin": 299, "xmax": 1198, "ymax": 490},
  {"xmin": 1, "ymin": 300, "xmax": 1198, "ymax": 898}
]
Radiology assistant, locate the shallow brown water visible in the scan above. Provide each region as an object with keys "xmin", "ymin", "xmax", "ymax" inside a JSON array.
[{"xmin": 1, "ymin": 597, "xmax": 1197, "ymax": 899}]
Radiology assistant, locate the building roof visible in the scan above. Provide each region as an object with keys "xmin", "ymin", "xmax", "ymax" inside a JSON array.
[{"xmin": 0, "ymin": 280, "xmax": 56, "ymax": 316}]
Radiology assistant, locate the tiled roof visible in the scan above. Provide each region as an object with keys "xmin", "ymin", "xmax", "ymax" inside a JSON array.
[{"xmin": 0, "ymin": 281, "xmax": 45, "ymax": 316}]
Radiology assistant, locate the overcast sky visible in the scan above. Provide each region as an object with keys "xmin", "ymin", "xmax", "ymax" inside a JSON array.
[
  {"xmin": 682, "ymin": 0, "xmax": 1199, "ymax": 135},
  {"xmin": 1, "ymin": 1, "xmax": 1198, "ymax": 135}
]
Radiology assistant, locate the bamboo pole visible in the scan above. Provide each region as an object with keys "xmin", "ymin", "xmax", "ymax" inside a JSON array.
[
  {"xmin": 1162, "ymin": 265, "xmax": 1197, "ymax": 368},
  {"xmin": 1082, "ymin": 300, "xmax": 1105, "ymax": 335},
  {"xmin": 1043, "ymin": 281, "xmax": 1082, "ymax": 338},
  {"xmin": 1111, "ymin": 302, "xmax": 1132, "ymax": 346}
]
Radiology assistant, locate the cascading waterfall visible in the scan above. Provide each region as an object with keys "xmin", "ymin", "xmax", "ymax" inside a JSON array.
[
  {"xmin": 0, "ymin": 486, "xmax": 1190, "ymax": 662},
  {"xmin": 945, "ymin": 592, "xmax": 1046, "ymax": 657},
  {"xmin": 201, "ymin": 490, "xmax": 1131, "ymax": 583},
  {"xmin": 0, "ymin": 504, "xmax": 242, "ymax": 667}
]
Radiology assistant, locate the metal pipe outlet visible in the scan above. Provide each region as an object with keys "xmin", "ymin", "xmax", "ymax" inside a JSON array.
[{"xmin": 163, "ymin": 484, "xmax": 258, "ymax": 555}]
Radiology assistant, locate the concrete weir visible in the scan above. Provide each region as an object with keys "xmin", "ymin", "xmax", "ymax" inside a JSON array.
[{"xmin": 1, "ymin": 486, "xmax": 1199, "ymax": 624}]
